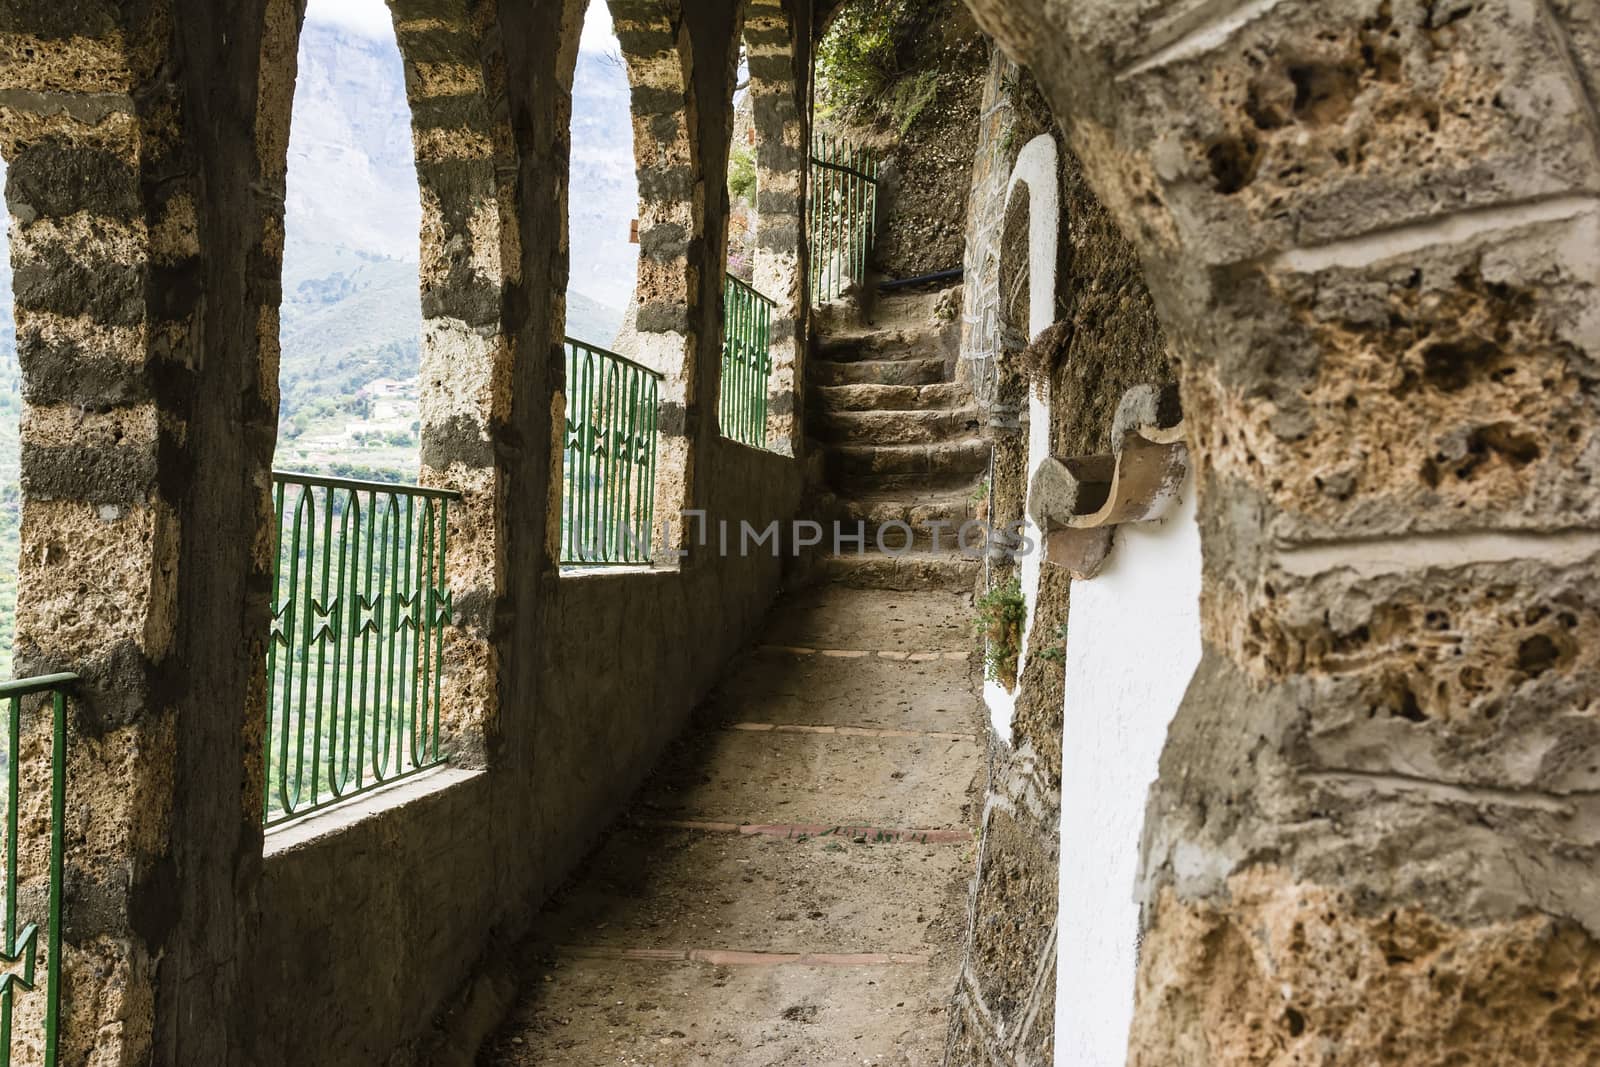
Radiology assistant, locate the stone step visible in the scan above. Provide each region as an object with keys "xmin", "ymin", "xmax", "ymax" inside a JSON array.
[
  {"xmin": 831, "ymin": 489, "xmax": 978, "ymax": 545},
  {"xmin": 829, "ymin": 472, "xmax": 988, "ymax": 497},
  {"xmin": 761, "ymin": 586, "xmax": 971, "ymax": 651},
  {"xmin": 810, "ymin": 406, "xmax": 982, "ymax": 445},
  {"xmin": 823, "ymin": 439, "xmax": 990, "ymax": 483},
  {"xmin": 640, "ymin": 728, "xmax": 980, "ymax": 829},
  {"xmin": 707, "ymin": 648, "xmax": 977, "ymax": 733},
  {"xmin": 816, "ymin": 329, "xmax": 945, "ymax": 363},
  {"xmin": 812, "ymin": 382, "xmax": 966, "ymax": 413},
  {"xmin": 816, "ymin": 552, "xmax": 981, "ymax": 594},
  {"xmin": 810, "ymin": 357, "xmax": 947, "ymax": 387}
]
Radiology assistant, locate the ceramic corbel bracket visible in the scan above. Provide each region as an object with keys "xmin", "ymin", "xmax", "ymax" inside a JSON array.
[{"xmin": 1026, "ymin": 384, "xmax": 1189, "ymax": 579}]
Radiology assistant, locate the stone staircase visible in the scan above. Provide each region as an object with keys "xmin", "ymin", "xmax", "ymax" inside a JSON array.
[{"xmin": 808, "ymin": 289, "xmax": 988, "ymax": 593}]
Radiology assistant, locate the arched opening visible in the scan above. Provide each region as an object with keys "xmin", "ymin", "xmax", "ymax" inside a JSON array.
[
  {"xmin": 985, "ymin": 178, "xmax": 1032, "ymax": 576},
  {"xmin": 263, "ymin": 0, "xmax": 452, "ymax": 825},
  {"xmin": 277, "ymin": 0, "xmax": 423, "ymax": 483},
  {"xmin": 558, "ymin": 0, "xmax": 698, "ymax": 567},
  {"xmin": 726, "ymin": 43, "xmax": 756, "ymax": 286},
  {"xmin": 560, "ymin": 1, "xmax": 659, "ymax": 567},
  {"xmin": 568, "ymin": 4, "xmax": 639, "ymax": 346},
  {"xmin": 980, "ymin": 135, "xmax": 1059, "ymax": 742}
]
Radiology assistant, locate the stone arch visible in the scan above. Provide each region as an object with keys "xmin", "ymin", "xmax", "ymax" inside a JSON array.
[
  {"xmin": 982, "ymin": 132, "xmax": 1058, "ymax": 742},
  {"xmin": 254, "ymin": 0, "xmax": 518, "ymax": 767},
  {"xmin": 737, "ymin": 0, "xmax": 807, "ymax": 455}
]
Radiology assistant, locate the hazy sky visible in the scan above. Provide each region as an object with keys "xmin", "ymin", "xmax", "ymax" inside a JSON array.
[{"xmin": 305, "ymin": 0, "xmax": 617, "ymax": 53}]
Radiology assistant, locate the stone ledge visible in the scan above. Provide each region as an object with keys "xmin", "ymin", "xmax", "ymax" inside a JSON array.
[
  {"xmin": 263, "ymin": 765, "xmax": 486, "ymax": 858},
  {"xmin": 557, "ymin": 563, "xmax": 667, "ymax": 581}
]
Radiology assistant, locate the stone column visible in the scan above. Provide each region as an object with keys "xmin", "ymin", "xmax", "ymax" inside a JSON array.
[
  {"xmin": 2, "ymin": 8, "xmax": 179, "ymax": 1046},
  {"xmin": 396, "ymin": 0, "xmax": 519, "ymax": 766},
  {"xmin": 743, "ymin": 0, "xmax": 808, "ymax": 456},
  {"xmin": 0, "ymin": 0, "xmax": 294, "ymax": 1059},
  {"xmin": 962, "ymin": 0, "xmax": 1600, "ymax": 1061}
]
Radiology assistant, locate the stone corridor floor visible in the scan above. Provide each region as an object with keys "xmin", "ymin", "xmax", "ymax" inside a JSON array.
[{"xmin": 481, "ymin": 581, "xmax": 986, "ymax": 1064}]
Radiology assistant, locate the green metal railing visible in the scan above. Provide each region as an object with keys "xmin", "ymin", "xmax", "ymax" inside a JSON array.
[
  {"xmin": 562, "ymin": 339, "xmax": 661, "ymax": 566},
  {"xmin": 265, "ymin": 472, "xmax": 455, "ymax": 826},
  {"xmin": 809, "ymin": 134, "xmax": 879, "ymax": 305},
  {"xmin": 720, "ymin": 274, "xmax": 776, "ymax": 449},
  {"xmin": 0, "ymin": 672, "xmax": 71, "ymax": 1067}
]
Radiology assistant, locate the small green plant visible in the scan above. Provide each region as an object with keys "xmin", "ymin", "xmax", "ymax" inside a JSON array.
[
  {"xmin": 968, "ymin": 478, "xmax": 990, "ymax": 506},
  {"xmin": 1034, "ymin": 620, "xmax": 1068, "ymax": 664},
  {"xmin": 815, "ymin": 0, "xmax": 951, "ymax": 124},
  {"xmin": 975, "ymin": 577, "xmax": 1026, "ymax": 691}
]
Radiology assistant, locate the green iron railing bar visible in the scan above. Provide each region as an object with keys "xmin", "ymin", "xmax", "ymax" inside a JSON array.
[
  {"xmin": 808, "ymin": 134, "xmax": 879, "ymax": 306},
  {"xmin": 719, "ymin": 274, "xmax": 777, "ymax": 450},
  {"xmin": 0, "ymin": 671, "xmax": 73, "ymax": 1067},
  {"xmin": 268, "ymin": 469, "xmax": 461, "ymax": 501},
  {"xmin": 561, "ymin": 338, "xmax": 663, "ymax": 567},
  {"xmin": 265, "ymin": 473, "xmax": 454, "ymax": 827},
  {"xmin": 810, "ymin": 156, "xmax": 878, "ymax": 184}
]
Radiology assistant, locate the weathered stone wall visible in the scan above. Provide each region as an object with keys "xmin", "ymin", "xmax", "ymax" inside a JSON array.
[
  {"xmin": 250, "ymin": 444, "xmax": 801, "ymax": 1066},
  {"xmin": 946, "ymin": 64, "xmax": 1173, "ymax": 1060},
  {"xmin": 946, "ymin": 64, "xmax": 1055, "ymax": 1066},
  {"xmin": 957, "ymin": 49, "xmax": 1052, "ymax": 422},
  {"xmin": 960, "ymin": 0, "xmax": 1600, "ymax": 1062}
]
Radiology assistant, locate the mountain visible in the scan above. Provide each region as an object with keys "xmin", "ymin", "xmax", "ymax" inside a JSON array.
[{"xmin": 0, "ymin": 160, "xmax": 18, "ymax": 674}]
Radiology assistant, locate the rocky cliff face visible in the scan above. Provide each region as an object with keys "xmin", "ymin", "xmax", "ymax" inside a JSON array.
[
  {"xmin": 816, "ymin": 0, "xmax": 989, "ymax": 281},
  {"xmin": 958, "ymin": 1, "xmax": 1600, "ymax": 1063}
]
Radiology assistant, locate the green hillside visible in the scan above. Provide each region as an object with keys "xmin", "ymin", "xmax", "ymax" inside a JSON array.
[{"xmin": 273, "ymin": 245, "xmax": 623, "ymax": 484}]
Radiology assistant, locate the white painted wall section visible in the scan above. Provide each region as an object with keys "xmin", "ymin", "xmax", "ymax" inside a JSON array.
[
  {"xmin": 984, "ymin": 134, "xmax": 1059, "ymax": 744},
  {"xmin": 1054, "ymin": 473, "xmax": 1202, "ymax": 1067}
]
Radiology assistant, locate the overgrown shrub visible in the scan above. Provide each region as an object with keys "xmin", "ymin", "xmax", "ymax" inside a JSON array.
[
  {"xmin": 885, "ymin": 70, "xmax": 940, "ymax": 135},
  {"xmin": 975, "ymin": 577, "xmax": 1027, "ymax": 691},
  {"xmin": 728, "ymin": 142, "xmax": 757, "ymax": 208},
  {"xmin": 815, "ymin": 0, "xmax": 953, "ymax": 124}
]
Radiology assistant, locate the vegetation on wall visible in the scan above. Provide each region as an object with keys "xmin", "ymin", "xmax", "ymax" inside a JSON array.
[
  {"xmin": 815, "ymin": 0, "xmax": 958, "ymax": 127},
  {"xmin": 975, "ymin": 577, "xmax": 1026, "ymax": 691},
  {"xmin": 814, "ymin": 0, "xmax": 988, "ymax": 278},
  {"xmin": 1035, "ymin": 620, "xmax": 1068, "ymax": 664}
]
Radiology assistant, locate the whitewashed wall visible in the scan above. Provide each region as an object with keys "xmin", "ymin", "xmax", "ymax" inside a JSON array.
[
  {"xmin": 1054, "ymin": 473, "xmax": 1202, "ymax": 1066},
  {"xmin": 983, "ymin": 134, "xmax": 1059, "ymax": 743}
]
